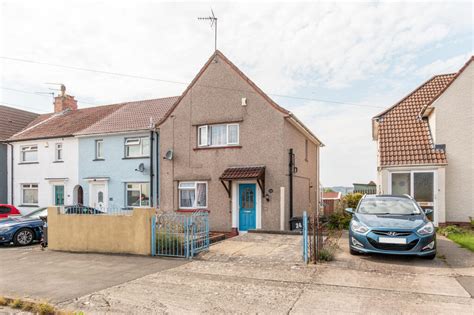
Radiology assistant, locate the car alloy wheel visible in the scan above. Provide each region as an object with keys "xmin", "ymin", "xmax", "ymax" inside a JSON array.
[{"xmin": 16, "ymin": 229, "xmax": 33, "ymax": 245}]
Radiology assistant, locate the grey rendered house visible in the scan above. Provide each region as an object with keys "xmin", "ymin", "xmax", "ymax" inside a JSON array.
[
  {"xmin": 372, "ymin": 56, "xmax": 473, "ymax": 226},
  {"xmin": 158, "ymin": 51, "xmax": 323, "ymax": 233},
  {"xmin": 0, "ymin": 105, "xmax": 38, "ymax": 204}
]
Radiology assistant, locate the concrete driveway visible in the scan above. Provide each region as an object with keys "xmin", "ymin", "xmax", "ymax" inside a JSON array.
[
  {"xmin": 59, "ymin": 232, "xmax": 473, "ymax": 314},
  {"xmin": 0, "ymin": 244, "xmax": 187, "ymax": 303}
]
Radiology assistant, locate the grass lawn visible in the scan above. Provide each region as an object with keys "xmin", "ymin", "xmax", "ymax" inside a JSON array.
[
  {"xmin": 439, "ymin": 225, "xmax": 474, "ymax": 252},
  {"xmin": 446, "ymin": 232, "xmax": 474, "ymax": 252}
]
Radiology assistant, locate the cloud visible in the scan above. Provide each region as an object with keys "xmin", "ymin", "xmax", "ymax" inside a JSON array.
[
  {"xmin": 0, "ymin": 0, "xmax": 472, "ymax": 186},
  {"xmin": 416, "ymin": 53, "xmax": 472, "ymax": 78}
]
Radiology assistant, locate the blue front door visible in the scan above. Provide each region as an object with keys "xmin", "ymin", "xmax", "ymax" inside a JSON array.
[{"xmin": 239, "ymin": 184, "xmax": 256, "ymax": 231}]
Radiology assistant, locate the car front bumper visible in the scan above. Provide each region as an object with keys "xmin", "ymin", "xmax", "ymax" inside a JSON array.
[
  {"xmin": 349, "ymin": 229, "xmax": 436, "ymax": 256},
  {"xmin": 0, "ymin": 231, "xmax": 14, "ymax": 243}
]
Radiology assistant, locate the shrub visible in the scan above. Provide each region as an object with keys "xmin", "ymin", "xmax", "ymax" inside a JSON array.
[
  {"xmin": 33, "ymin": 302, "xmax": 56, "ymax": 315},
  {"xmin": 0, "ymin": 297, "xmax": 7, "ymax": 306},
  {"xmin": 9, "ymin": 299, "xmax": 23, "ymax": 309},
  {"xmin": 328, "ymin": 212, "xmax": 351, "ymax": 230},
  {"xmin": 317, "ymin": 248, "xmax": 334, "ymax": 261},
  {"xmin": 156, "ymin": 232, "xmax": 185, "ymax": 254},
  {"xmin": 438, "ymin": 225, "xmax": 464, "ymax": 236}
]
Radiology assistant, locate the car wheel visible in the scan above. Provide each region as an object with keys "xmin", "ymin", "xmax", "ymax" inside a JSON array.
[
  {"xmin": 350, "ymin": 248, "xmax": 361, "ymax": 255},
  {"xmin": 422, "ymin": 253, "xmax": 436, "ymax": 260},
  {"xmin": 13, "ymin": 228, "xmax": 34, "ymax": 246}
]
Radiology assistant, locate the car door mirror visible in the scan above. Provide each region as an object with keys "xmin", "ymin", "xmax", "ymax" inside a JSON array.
[
  {"xmin": 344, "ymin": 208, "xmax": 354, "ymax": 215},
  {"xmin": 423, "ymin": 208, "xmax": 433, "ymax": 215}
]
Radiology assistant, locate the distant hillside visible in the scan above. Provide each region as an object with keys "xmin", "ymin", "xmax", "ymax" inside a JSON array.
[{"xmin": 328, "ymin": 186, "xmax": 354, "ymax": 196}]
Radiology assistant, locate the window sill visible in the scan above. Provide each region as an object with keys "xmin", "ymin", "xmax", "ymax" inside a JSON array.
[
  {"xmin": 176, "ymin": 209, "xmax": 210, "ymax": 213},
  {"xmin": 53, "ymin": 160, "xmax": 64, "ymax": 163},
  {"xmin": 18, "ymin": 204, "xmax": 39, "ymax": 207},
  {"xmin": 18, "ymin": 162, "xmax": 39, "ymax": 165},
  {"xmin": 194, "ymin": 146, "xmax": 242, "ymax": 151},
  {"xmin": 93, "ymin": 158, "xmax": 105, "ymax": 162},
  {"xmin": 122, "ymin": 156, "xmax": 150, "ymax": 160}
]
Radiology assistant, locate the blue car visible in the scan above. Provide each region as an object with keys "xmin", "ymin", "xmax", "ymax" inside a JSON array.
[
  {"xmin": 0, "ymin": 207, "xmax": 47, "ymax": 246},
  {"xmin": 346, "ymin": 195, "xmax": 436, "ymax": 260}
]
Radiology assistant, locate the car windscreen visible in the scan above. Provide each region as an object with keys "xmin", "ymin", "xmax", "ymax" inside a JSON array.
[
  {"xmin": 22, "ymin": 208, "xmax": 48, "ymax": 219},
  {"xmin": 357, "ymin": 198, "xmax": 421, "ymax": 215}
]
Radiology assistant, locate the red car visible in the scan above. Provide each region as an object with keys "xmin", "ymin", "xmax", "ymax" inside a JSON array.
[{"xmin": 0, "ymin": 204, "xmax": 22, "ymax": 219}]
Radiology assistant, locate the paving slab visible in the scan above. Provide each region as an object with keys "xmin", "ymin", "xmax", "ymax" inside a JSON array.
[{"xmin": 0, "ymin": 244, "xmax": 187, "ymax": 303}]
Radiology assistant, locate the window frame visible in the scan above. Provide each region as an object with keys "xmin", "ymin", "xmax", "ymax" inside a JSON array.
[
  {"xmin": 55, "ymin": 143, "xmax": 63, "ymax": 161},
  {"xmin": 178, "ymin": 181, "xmax": 208, "ymax": 209},
  {"xmin": 124, "ymin": 136, "xmax": 150, "ymax": 158},
  {"xmin": 125, "ymin": 182, "xmax": 150, "ymax": 208},
  {"xmin": 21, "ymin": 183, "xmax": 39, "ymax": 206},
  {"xmin": 197, "ymin": 123, "xmax": 240, "ymax": 148},
  {"xmin": 20, "ymin": 145, "xmax": 38, "ymax": 163},
  {"xmin": 95, "ymin": 139, "xmax": 104, "ymax": 160}
]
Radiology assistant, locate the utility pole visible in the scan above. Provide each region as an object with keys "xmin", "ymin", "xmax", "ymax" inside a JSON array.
[{"xmin": 198, "ymin": 9, "xmax": 218, "ymax": 51}]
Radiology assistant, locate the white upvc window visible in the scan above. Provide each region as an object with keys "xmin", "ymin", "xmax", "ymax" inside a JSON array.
[
  {"xmin": 126, "ymin": 183, "xmax": 150, "ymax": 207},
  {"xmin": 95, "ymin": 140, "xmax": 104, "ymax": 159},
  {"xmin": 20, "ymin": 145, "xmax": 38, "ymax": 163},
  {"xmin": 55, "ymin": 143, "xmax": 63, "ymax": 161},
  {"xmin": 21, "ymin": 183, "xmax": 38, "ymax": 205},
  {"xmin": 197, "ymin": 123, "xmax": 240, "ymax": 147},
  {"xmin": 125, "ymin": 136, "xmax": 150, "ymax": 158},
  {"xmin": 178, "ymin": 181, "xmax": 208, "ymax": 209}
]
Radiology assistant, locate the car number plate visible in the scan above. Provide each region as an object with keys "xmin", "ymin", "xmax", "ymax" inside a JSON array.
[{"xmin": 378, "ymin": 237, "xmax": 406, "ymax": 244}]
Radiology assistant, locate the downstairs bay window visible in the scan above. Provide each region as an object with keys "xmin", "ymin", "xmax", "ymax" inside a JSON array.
[{"xmin": 178, "ymin": 181, "xmax": 208, "ymax": 209}]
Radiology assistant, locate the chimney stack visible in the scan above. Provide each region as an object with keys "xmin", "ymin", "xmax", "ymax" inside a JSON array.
[{"xmin": 53, "ymin": 84, "xmax": 77, "ymax": 113}]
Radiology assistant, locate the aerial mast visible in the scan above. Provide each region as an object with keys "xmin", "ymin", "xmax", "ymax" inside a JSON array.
[{"xmin": 198, "ymin": 9, "xmax": 218, "ymax": 51}]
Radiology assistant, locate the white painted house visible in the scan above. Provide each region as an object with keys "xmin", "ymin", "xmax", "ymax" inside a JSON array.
[{"xmin": 6, "ymin": 89, "xmax": 122, "ymax": 213}]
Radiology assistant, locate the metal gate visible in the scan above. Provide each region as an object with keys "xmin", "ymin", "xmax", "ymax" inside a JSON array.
[{"xmin": 151, "ymin": 211, "xmax": 209, "ymax": 258}]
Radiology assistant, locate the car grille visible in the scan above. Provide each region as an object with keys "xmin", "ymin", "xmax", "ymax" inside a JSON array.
[
  {"xmin": 372, "ymin": 230, "xmax": 412, "ymax": 237},
  {"xmin": 368, "ymin": 238, "xmax": 418, "ymax": 251}
]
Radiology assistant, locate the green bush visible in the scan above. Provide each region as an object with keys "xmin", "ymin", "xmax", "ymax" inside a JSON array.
[
  {"xmin": 438, "ymin": 225, "xmax": 464, "ymax": 236},
  {"xmin": 328, "ymin": 212, "xmax": 351, "ymax": 230},
  {"xmin": 156, "ymin": 232, "xmax": 185, "ymax": 254},
  {"xmin": 317, "ymin": 248, "xmax": 334, "ymax": 261}
]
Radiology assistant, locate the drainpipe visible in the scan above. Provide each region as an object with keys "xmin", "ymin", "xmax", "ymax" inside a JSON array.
[
  {"xmin": 149, "ymin": 130, "xmax": 154, "ymax": 207},
  {"xmin": 7, "ymin": 143, "xmax": 14, "ymax": 205},
  {"xmin": 155, "ymin": 130, "xmax": 159, "ymax": 207},
  {"xmin": 289, "ymin": 148, "xmax": 294, "ymax": 229}
]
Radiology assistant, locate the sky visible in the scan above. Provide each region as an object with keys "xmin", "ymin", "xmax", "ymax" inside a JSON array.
[{"xmin": 0, "ymin": 0, "xmax": 472, "ymax": 186}]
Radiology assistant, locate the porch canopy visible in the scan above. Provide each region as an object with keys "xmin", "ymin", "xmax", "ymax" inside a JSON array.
[{"xmin": 219, "ymin": 166, "xmax": 265, "ymax": 197}]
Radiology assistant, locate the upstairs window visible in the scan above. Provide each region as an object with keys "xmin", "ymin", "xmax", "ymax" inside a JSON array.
[
  {"xmin": 95, "ymin": 140, "xmax": 104, "ymax": 159},
  {"xmin": 55, "ymin": 143, "xmax": 63, "ymax": 161},
  {"xmin": 198, "ymin": 124, "xmax": 239, "ymax": 147},
  {"xmin": 125, "ymin": 137, "xmax": 150, "ymax": 158},
  {"xmin": 20, "ymin": 145, "xmax": 38, "ymax": 163},
  {"xmin": 178, "ymin": 181, "xmax": 207, "ymax": 209}
]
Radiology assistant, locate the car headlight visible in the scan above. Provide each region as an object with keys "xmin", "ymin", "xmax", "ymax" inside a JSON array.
[
  {"xmin": 417, "ymin": 222, "xmax": 435, "ymax": 235},
  {"xmin": 0, "ymin": 226, "xmax": 12, "ymax": 233},
  {"xmin": 351, "ymin": 221, "xmax": 369, "ymax": 234}
]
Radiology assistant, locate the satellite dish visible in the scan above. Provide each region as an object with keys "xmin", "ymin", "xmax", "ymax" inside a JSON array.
[
  {"xmin": 164, "ymin": 150, "xmax": 174, "ymax": 160},
  {"xmin": 135, "ymin": 163, "xmax": 145, "ymax": 172}
]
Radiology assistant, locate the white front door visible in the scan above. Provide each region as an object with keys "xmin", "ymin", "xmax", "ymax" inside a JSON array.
[{"xmin": 90, "ymin": 183, "xmax": 107, "ymax": 210}]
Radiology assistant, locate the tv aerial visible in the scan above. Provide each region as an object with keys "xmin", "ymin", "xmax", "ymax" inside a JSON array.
[{"xmin": 198, "ymin": 9, "xmax": 218, "ymax": 51}]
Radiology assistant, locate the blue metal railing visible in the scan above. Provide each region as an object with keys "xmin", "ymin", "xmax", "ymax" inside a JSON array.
[
  {"xmin": 152, "ymin": 211, "xmax": 209, "ymax": 258},
  {"xmin": 302, "ymin": 211, "xmax": 309, "ymax": 263}
]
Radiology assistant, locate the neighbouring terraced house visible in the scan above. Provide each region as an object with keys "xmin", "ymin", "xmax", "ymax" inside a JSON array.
[
  {"xmin": 0, "ymin": 106, "xmax": 38, "ymax": 204},
  {"xmin": 372, "ymin": 56, "xmax": 473, "ymax": 226},
  {"xmin": 5, "ymin": 50, "xmax": 323, "ymax": 233}
]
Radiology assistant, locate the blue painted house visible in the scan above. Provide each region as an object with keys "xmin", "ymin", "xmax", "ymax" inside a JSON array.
[{"xmin": 75, "ymin": 97, "xmax": 178, "ymax": 210}]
